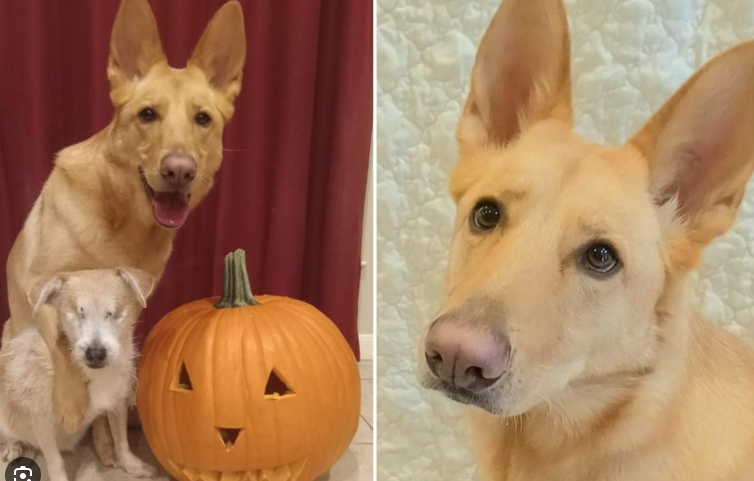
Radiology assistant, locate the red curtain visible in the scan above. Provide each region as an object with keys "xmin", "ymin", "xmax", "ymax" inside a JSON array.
[{"xmin": 0, "ymin": 0, "xmax": 372, "ymax": 358}]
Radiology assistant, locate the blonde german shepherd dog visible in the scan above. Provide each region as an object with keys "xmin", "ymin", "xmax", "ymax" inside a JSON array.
[
  {"xmin": 417, "ymin": 0, "xmax": 754, "ymax": 479},
  {"xmin": 4, "ymin": 0, "xmax": 245, "ymax": 467}
]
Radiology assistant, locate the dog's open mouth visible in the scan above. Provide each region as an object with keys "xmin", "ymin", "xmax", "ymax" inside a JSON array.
[
  {"xmin": 173, "ymin": 458, "xmax": 307, "ymax": 481},
  {"xmin": 139, "ymin": 168, "xmax": 192, "ymax": 229}
]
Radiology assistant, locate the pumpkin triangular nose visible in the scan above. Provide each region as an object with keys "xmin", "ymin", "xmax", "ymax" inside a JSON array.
[{"xmin": 216, "ymin": 427, "xmax": 242, "ymax": 449}]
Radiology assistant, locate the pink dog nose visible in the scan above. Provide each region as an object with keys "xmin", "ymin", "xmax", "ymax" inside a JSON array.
[
  {"xmin": 160, "ymin": 154, "xmax": 197, "ymax": 187},
  {"xmin": 425, "ymin": 319, "xmax": 510, "ymax": 392}
]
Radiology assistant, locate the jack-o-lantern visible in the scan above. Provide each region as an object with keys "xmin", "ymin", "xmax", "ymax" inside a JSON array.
[{"xmin": 137, "ymin": 249, "xmax": 361, "ymax": 481}]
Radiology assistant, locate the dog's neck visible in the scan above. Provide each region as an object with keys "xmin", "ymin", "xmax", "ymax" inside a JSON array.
[{"xmin": 480, "ymin": 272, "xmax": 695, "ymax": 458}]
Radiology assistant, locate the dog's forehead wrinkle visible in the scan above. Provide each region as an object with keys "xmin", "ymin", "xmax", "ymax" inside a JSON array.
[
  {"xmin": 169, "ymin": 71, "xmax": 190, "ymax": 91},
  {"xmin": 574, "ymin": 221, "xmax": 612, "ymax": 241},
  {"xmin": 481, "ymin": 148, "xmax": 605, "ymax": 205},
  {"xmin": 135, "ymin": 71, "xmax": 195, "ymax": 101}
]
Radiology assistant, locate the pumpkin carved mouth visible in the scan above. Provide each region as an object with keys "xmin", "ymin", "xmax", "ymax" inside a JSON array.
[{"xmin": 174, "ymin": 458, "xmax": 307, "ymax": 481}]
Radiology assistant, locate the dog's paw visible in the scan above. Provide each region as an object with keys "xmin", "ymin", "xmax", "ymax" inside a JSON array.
[
  {"xmin": 118, "ymin": 453, "xmax": 159, "ymax": 478},
  {"xmin": 95, "ymin": 445, "xmax": 116, "ymax": 468},
  {"xmin": 54, "ymin": 398, "xmax": 87, "ymax": 434},
  {"xmin": 1, "ymin": 442, "xmax": 23, "ymax": 462},
  {"xmin": 53, "ymin": 392, "xmax": 87, "ymax": 434},
  {"xmin": 55, "ymin": 406, "xmax": 86, "ymax": 434},
  {"xmin": 53, "ymin": 373, "xmax": 88, "ymax": 434}
]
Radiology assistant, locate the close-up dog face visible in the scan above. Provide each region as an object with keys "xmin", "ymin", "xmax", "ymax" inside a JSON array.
[
  {"xmin": 106, "ymin": 0, "xmax": 246, "ymax": 229},
  {"xmin": 419, "ymin": 123, "xmax": 668, "ymax": 417},
  {"xmin": 418, "ymin": 0, "xmax": 754, "ymax": 419},
  {"xmin": 28, "ymin": 268, "xmax": 154, "ymax": 370}
]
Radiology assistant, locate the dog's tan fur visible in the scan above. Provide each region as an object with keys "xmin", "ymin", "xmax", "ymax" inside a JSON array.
[
  {"xmin": 417, "ymin": 0, "xmax": 754, "ymax": 479},
  {"xmin": 4, "ymin": 0, "xmax": 245, "ymax": 465}
]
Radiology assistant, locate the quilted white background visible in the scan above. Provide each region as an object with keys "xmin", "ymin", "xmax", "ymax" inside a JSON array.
[{"xmin": 376, "ymin": 1, "xmax": 754, "ymax": 480}]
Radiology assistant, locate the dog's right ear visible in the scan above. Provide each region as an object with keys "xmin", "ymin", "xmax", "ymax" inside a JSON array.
[
  {"xmin": 456, "ymin": 0, "xmax": 572, "ymax": 153},
  {"xmin": 27, "ymin": 276, "xmax": 65, "ymax": 317},
  {"xmin": 107, "ymin": 0, "xmax": 166, "ymax": 93}
]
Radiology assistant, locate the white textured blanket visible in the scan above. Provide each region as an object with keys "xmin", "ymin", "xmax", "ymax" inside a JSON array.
[{"xmin": 376, "ymin": 1, "xmax": 754, "ymax": 480}]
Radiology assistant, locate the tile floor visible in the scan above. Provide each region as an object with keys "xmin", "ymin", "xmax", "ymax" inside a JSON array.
[{"xmin": 0, "ymin": 361, "xmax": 374, "ymax": 481}]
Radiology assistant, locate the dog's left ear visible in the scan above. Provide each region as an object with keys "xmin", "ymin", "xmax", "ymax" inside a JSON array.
[
  {"xmin": 629, "ymin": 41, "xmax": 754, "ymax": 271},
  {"xmin": 117, "ymin": 268, "xmax": 156, "ymax": 309},
  {"xmin": 189, "ymin": 1, "xmax": 246, "ymax": 103},
  {"xmin": 27, "ymin": 276, "xmax": 66, "ymax": 317}
]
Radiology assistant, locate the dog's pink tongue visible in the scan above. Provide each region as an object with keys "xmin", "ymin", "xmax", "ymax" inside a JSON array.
[{"xmin": 152, "ymin": 192, "xmax": 190, "ymax": 228}]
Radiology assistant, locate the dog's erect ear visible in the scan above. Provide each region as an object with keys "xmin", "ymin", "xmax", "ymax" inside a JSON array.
[
  {"xmin": 27, "ymin": 276, "xmax": 66, "ymax": 317},
  {"xmin": 457, "ymin": 0, "xmax": 572, "ymax": 152},
  {"xmin": 188, "ymin": 1, "xmax": 246, "ymax": 102},
  {"xmin": 108, "ymin": 0, "xmax": 165, "ymax": 89},
  {"xmin": 628, "ymin": 41, "xmax": 754, "ymax": 270},
  {"xmin": 117, "ymin": 268, "xmax": 156, "ymax": 309}
]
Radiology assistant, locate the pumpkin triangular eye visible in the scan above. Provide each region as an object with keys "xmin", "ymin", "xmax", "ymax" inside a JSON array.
[
  {"xmin": 264, "ymin": 369, "xmax": 295, "ymax": 398},
  {"xmin": 216, "ymin": 427, "xmax": 243, "ymax": 450},
  {"xmin": 170, "ymin": 361, "xmax": 193, "ymax": 392}
]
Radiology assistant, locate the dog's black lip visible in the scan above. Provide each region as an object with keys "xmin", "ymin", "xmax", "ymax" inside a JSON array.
[
  {"xmin": 421, "ymin": 373, "xmax": 506, "ymax": 415},
  {"xmin": 440, "ymin": 386, "xmax": 503, "ymax": 415},
  {"xmin": 423, "ymin": 376, "xmax": 482, "ymax": 403},
  {"xmin": 139, "ymin": 167, "xmax": 156, "ymax": 200},
  {"xmin": 439, "ymin": 383, "xmax": 481, "ymax": 404}
]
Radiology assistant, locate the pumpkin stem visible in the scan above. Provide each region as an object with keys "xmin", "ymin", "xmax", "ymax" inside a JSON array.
[{"xmin": 215, "ymin": 249, "xmax": 259, "ymax": 308}]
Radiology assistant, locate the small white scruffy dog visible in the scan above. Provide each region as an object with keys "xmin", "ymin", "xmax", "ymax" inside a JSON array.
[{"xmin": 0, "ymin": 268, "xmax": 158, "ymax": 481}]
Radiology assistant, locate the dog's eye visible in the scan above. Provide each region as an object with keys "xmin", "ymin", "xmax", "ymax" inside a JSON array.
[
  {"xmin": 105, "ymin": 311, "xmax": 113, "ymax": 319},
  {"xmin": 582, "ymin": 243, "xmax": 620, "ymax": 276},
  {"xmin": 79, "ymin": 307, "xmax": 86, "ymax": 319},
  {"xmin": 470, "ymin": 200, "xmax": 501, "ymax": 231},
  {"xmin": 195, "ymin": 112, "xmax": 211, "ymax": 126},
  {"xmin": 138, "ymin": 108, "xmax": 158, "ymax": 123}
]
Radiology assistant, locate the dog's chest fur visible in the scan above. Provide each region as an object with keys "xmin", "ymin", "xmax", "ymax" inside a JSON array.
[{"xmin": 84, "ymin": 359, "xmax": 133, "ymax": 422}]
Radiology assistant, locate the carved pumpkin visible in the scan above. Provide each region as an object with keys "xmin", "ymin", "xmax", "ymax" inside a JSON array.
[{"xmin": 137, "ymin": 249, "xmax": 361, "ymax": 481}]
